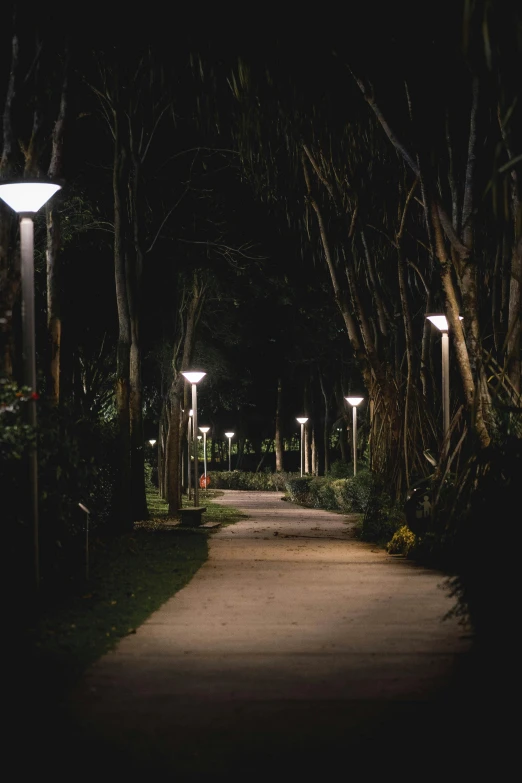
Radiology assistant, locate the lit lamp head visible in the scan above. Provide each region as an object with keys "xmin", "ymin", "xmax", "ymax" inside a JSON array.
[
  {"xmin": 199, "ymin": 427, "xmax": 210, "ymax": 434},
  {"xmin": 296, "ymin": 417, "xmax": 308, "ymax": 424},
  {"xmin": 345, "ymin": 397, "xmax": 364, "ymax": 407},
  {"xmin": 225, "ymin": 432, "xmax": 234, "ymax": 439},
  {"xmin": 0, "ymin": 182, "xmax": 61, "ymax": 214},
  {"xmin": 148, "ymin": 439, "xmax": 156, "ymax": 446},
  {"xmin": 426, "ymin": 314, "xmax": 463, "ymax": 332},
  {"xmin": 181, "ymin": 371, "xmax": 206, "ymax": 384}
]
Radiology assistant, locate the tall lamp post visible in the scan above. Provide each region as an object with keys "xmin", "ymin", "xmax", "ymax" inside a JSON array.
[
  {"xmin": 426, "ymin": 314, "xmax": 462, "ymax": 454},
  {"xmin": 181, "ymin": 372, "xmax": 206, "ymax": 506},
  {"xmin": 199, "ymin": 426, "xmax": 210, "ymax": 484},
  {"xmin": 345, "ymin": 397, "xmax": 364, "ymax": 476},
  {"xmin": 0, "ymin": 181, "xmax": 61, "ymax": 592},
  {"xmin": 186, "ymin": 409, "xmax": 193, "ymax": 500},
  {"xmin": 225, "ymin": 432, "xmax": 234, "ymax": 472},
  {"xmin": 296, "ymin": 417, "xmax": 308, "ymax": 477}
]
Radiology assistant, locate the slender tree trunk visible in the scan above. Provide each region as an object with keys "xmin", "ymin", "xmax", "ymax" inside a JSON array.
[
  {"xmin": 396, "ymin": 179, "xmax": 417, "ymax": 489},
  {"xmin": 113, "ymin": 106, "xmax": 132, "ymax": 530},
  {"xmin": 45, "ymin": 50, "xmax": 68, "ymax": 407},
  {"xmin": 164, "ymin": 274, "xmax": 205, "ymax": 514},
  {"xmin": 430, "ymin": 202, "xmax": 490, "ymax": 448},
  {"xmin": 311, "ymin": 426, "xmax": 318, "ymax": 475},
  {"xmin": 319, "ymin": 372, "xmax": 330, "ymax": 475},
  {"xmin": 45, "ymin": 206, "xmax": 61, "ymax": 406},
  {"xmin": 275, "ymin": 376, "xmax": 284, "ymax": 471},
  {"xmin": 166, "ymin": 392, "xmax": 183, "ymax": 516},
  {"xmin": 0, "ymin": 33, "xmax": 21, "ymax": 378},
  {"xmin": 506, "ymin": 237, "xmax": 521, "ymax": 395},
  {"xmin": 158, "ymin": 399, "xmax": 168, "ymax": 498},
  {"xmin": 127, "ymin": 146, "xmax": 147, "ymax": 520}
]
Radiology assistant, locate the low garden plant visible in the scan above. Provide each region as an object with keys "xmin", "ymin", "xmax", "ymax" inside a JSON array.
[{"xmin": 208, "ymin": 469, "xmax": 290, "ymax": 491}]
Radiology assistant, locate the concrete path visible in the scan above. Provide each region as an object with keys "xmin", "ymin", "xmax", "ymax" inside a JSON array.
[{"xmin": 33, "ymin": 491, "xmax": 501, "ymax": 778}]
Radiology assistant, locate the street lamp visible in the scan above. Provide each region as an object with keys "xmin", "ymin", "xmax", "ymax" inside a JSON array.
[
  {"xmin": 148, "ymin": 439, "xmax": 156, "ymax": 447},
  {"xmin": 345, "ymin": 397, "xmax": 364, "ymax": 476},
  {"xmin": 0, "ymin": 180, "xmax": 61, "ymax": 592},
  {"xmin": 186, "ymin": 409, "xmax": 193, "ymax": 500},
  {"xmin": 426, "ymin": 314, "xmax": 463, "ymax": 453},
  {"xmin": 199, "ymin": 426, "xmax": 210, "ymax": 484},
  {"xmin": 225, "ymin": 432, "xmax": 234, "ymax": 472},
  {"xmin": 181, "ymin": 372, "xmax": 206, "ymax": 506},
  {"xmin": 296, "ymin": 417, "xmax": 308, "ymax": 477}
]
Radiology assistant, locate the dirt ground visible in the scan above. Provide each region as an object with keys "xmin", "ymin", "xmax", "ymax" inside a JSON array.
[{"xmin": 14, "ymin": 490, "xmax": 511, "ymax": 780}]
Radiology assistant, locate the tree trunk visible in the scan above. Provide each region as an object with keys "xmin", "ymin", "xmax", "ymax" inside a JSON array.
[
  {"xmin": 506, "ymin": 237, "xmax": 521, "ymax": 394},
  {"xmin": 275, "ymin": 376, "xmax": 284, "ymax": 471},
  {"xmin": 163, "ymin": 274, "xmax": 205, "ymax": 513},
  {"xmin": 319, "ymin": 372, "xmax": 330, "ymax": 475},
  {"xmin": 45, "ymin": 51, "xmax": 68, "ymax": 407},
  {"xmin": 45, "ymin": 206, "xmax": 61, "ymax": 406},
  {"xmin": 113, "ymin": 105, "xmax": 132, "ymax": 531},
  {"xmin": 127, "ymin": 142, "xmax": 147, "ymax": 521},
  {"xmin": 0, "ymin": 33, "xmax": 21, "ymax": 379},
  {"xmin": 166, "ymin": 393, "xmax": 183, "ymax": 516}
]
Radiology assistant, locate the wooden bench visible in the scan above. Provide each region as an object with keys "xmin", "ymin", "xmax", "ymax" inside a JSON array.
[{"xmin": 178, "ymin": 506, "xmax": 207, "ymax": 526}]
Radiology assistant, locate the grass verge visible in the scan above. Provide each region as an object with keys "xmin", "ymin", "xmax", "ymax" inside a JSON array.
[{"xmin": 11, "ymin": 485, "xmax": 246, "ymax": 701}]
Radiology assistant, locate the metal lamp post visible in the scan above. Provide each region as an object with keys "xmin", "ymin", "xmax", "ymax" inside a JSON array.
[
  {"xmin": 296, "ymin": 417, "xmax": 308, "ymax": 477},
  {"xmin": 426, "ymin": 314, "xmax": 462, "ymax": 454},
  {"xmin": 345, "ymin": 398, "xmax": 364, "ymax": 476},
  {"xmin": 225, "ymin": 432, "xmax": 234, "ymax": 472},
  {"xmin": 199, "ymin": 426, "xmax": 210, "ymax": 484},
  {"xmin": 0, "ymin": 181, "xmax": 61, "ymax": 592},
  {"xmin": 181, "ymin": 372, "xmax": 206, "ymax": 506},
  {"xmin": 186, "ymin": 409, "xmax": 193, "ymax": 500}
]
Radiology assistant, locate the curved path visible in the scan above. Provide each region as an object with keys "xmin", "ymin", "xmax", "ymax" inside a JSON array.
[{"xmin": 45, "ymin": 491, "xmax": 495, "ymax": 778}]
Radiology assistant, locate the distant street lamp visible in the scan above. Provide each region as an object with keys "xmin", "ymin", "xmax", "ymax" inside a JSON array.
[
  {"xmin": 148, "ymin": 439, "xmax": 156, "ymax": 447},
  {"xmin": 199, "ymin": 426, "xmax": 210, "ymax": 484},
  {"xmin": 296, "ymin": 417, "xmax": 308, "ymax": 477},
  {"xmin": 426, "ymin": 314, "xmax": 463, "ymax": 453},
  {"xmin": 0, "ymin": 180, "xmax": 61, "ymax": 592},
  {"xmin": 345, "ymin": 397, "xmax": 364, "ymax": 476},
  {"xmin": 181, "ymin": 372, "xmax": 206, "ymax": 506},
  {"xmin": 225, "ymin": 432, "xmax": 234, "ymax": 472}
]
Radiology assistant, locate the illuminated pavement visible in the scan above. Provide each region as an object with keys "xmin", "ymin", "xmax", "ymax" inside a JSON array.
[{"xmin": 30, "ymin": 491, "xmax": 504, "ymax": 779}]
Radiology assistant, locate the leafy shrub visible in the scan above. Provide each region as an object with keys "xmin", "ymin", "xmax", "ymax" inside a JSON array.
[
  {"xmin": 2, "ymin": 384, "xmax": 119, "ymax": 592},
  {"xmin": 339, "ymin": 469, "xmax": 375, "ymax": 512},
  {"xmin": 208, "ymin": 470, "xmax": 291, "ymax": 491},
  {"xmin": 285, "ymin": 470, "xmax": 384, "ymax": 517},
  {"xmin": 386, "ymin": 525, "xmax": 417, "ymax": 555},
  {"xmin": 284, "ymin": 476, "xmax": 314, "ymax": 504},
  {"xmin": 0, "ymin": 379, "xmax": 37, "ymax": 529},
  {"xmin": 360, "ymin": 494, "xmax": 404, "ymax": 544},
  {"xmin": 309, "ymin": 477, "xmax": 338, "ymax": 510},
  {"xmin": 327, "ymin": 459, "xmax": 353, "ymax": 479}
]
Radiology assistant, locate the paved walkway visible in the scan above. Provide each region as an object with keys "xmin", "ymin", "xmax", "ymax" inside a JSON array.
[{"xmin": 26, "ymin": 491, "xmax": 503, "ymax": 778}]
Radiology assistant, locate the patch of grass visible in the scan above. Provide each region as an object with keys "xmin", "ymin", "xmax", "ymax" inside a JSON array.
[
  {"xmin": 147, "ymin": 483, "xmax": 248, "ymax": 527},
  {"xmin": 196, "ymin": 489, "xmax": 249, "ymax": 526},
  {"xmin": 15, "ymin": 525, "xmax": 207, "ymax": 697},
  {"xmin": 12, "ymin": 482, "xmax": 246, "ymax": 699}
]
